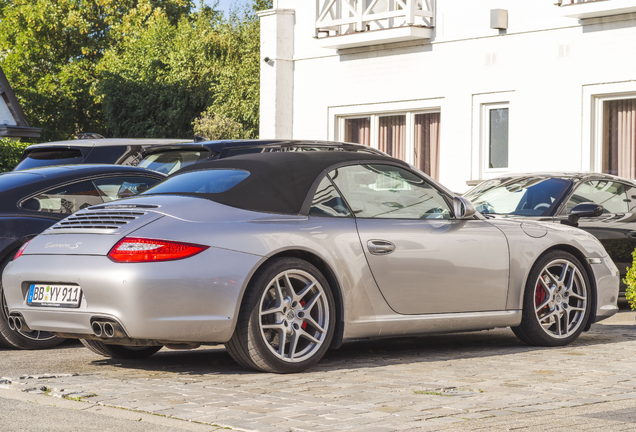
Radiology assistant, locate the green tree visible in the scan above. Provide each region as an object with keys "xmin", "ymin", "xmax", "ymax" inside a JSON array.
[
  {"xmin": 96, "ymin": 6, "xmax": 224, "ymax": 138},
  {"xmin": 0, "ymin": 0, "xmax": 193, "ymax": 142},
  {"xmin": 209, "ymin": 3, "xmax": 264, "ymax": 139},
  {"xmin": 624, "ymin": 249, "xmax": 636, "ymax": 310},
  {"xmin": 97, "ymin": 0, "xmax": 271, "ymax": 139},
  {"xmin": 0, "ymin": 138, "xmax": 28, "ymax": 172},
  {"xmin": 193, "ymin": 109, "xmax": 242, "ymax": 140}
]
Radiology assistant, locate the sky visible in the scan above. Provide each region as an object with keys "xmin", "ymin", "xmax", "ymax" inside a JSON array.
[{"xmin": 199, "ymin": 0, "xmax": 252, "ymax": 16}]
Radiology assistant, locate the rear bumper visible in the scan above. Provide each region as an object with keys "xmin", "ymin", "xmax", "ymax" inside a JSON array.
[{"xmin": 3, "ymin": 248, "xmax": 261, "ymax": 343}]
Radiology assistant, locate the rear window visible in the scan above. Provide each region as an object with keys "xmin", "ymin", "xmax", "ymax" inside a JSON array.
[
  {"xmin": 15, "ymin": 148, "xmax": 84, "ymax": 170},
  {"xmin": 143, "ymin": 169, "xmax": 249, "ymax": 195},
  {"xmin": 138, "ymin": 150, "xmax": 210, "ymax": 175}
]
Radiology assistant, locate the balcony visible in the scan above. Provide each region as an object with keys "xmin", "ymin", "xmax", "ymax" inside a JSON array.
[
  {"xmin": 316, "ymin": 0, "xmax": 434, "ymax": 50},
  {"xmin": 559, "ymin": 0, "xmax": 636, "ymax": 19}
]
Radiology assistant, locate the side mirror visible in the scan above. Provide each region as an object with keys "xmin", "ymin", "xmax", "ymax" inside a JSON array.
[
  {"xmin": 560, "ymin": 203, "xmax": 604, "ymax": 227},
  {"xmin": 453, "ymin": 196, "xmax": 477, "ymax": 220}
]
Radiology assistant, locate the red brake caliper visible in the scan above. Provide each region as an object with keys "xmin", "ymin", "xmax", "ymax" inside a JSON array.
[
  {"xmin": 300, "ymin": 301, "xmax": 307, "ymax": 330},
  {"xmin": 535, "ymin": 280, "xmax": 547, "ymax": 310}
]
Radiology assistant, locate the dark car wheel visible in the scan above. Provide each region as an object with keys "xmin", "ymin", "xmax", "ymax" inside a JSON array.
[
  {"xmin": 227, "ymin": 258, "xmax": 336, "ymax": 373},
  {"xmin": 512, "ymin": 250, "xmax": 591, "ymax": 347},
  {"xmin": 80, "ymin": 339, "xmax": 162, "ymax": 359},
  {"xmin": 0, "ymin": 249, "xmax": 65, "ymax": 350}
]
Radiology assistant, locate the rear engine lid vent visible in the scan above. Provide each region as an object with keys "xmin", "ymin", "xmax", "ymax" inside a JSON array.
[{"xmin": 48, "ymin": 208, "xmax": 161, "ymax": 234}]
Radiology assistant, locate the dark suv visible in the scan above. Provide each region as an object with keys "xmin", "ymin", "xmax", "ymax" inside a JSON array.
[
  {"xmin": 137, "ymin": 140, "xmax": 386, "ymax": 175},
  {"xmin": 15, "ymin": 138, "xmax": 192, "ymax": 171}
]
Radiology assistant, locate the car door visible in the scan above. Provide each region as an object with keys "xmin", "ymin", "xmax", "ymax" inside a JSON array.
[
  {"xmin": 556, "ymin": 179, "xmax": 636, "ymax": 287},
  {"xmin": 329, "ymin": 163, "xmax": 510, "ymax": 315}
]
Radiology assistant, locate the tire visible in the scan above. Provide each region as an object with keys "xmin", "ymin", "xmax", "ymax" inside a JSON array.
[
  {"xmin": 80, "ymin": 339, "xmax": 162, "ymax": 359},
  {"xmin": 512, "ymin": 250, "xmax": 592, "ymax": 347},
  {"xmin": 227, "ymin": 258, "xmax": 336, "ymax": 373},
  {"xmin": 0, "ymin": 247, "xmax": 65, "ymax": 350}
]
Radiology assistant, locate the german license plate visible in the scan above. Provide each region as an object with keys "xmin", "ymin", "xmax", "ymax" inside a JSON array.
[{"xmin": 27, "ymin": 284, "xmax": 82, "ymax": 308}]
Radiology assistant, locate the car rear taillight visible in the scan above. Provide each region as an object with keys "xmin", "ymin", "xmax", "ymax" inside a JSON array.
[
  {"xmin": 108, "ymin": 237, "xmax": 208, "ymax": 263},
  {"xmin": 14, "ymin": 240, "xmax": 32, "ymax": 260}
]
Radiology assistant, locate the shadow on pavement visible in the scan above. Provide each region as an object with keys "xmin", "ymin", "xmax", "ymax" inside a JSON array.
[{"xmin": 90, "ymin": 323, "xmax": 636, "ymax": 376}]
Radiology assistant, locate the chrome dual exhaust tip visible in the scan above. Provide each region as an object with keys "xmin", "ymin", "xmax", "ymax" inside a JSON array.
[
  {"xmin": 91, "ymin": 320, "xmax": 126, "ymax": 339},
  {"xmin": 7, "ymin": 316, "xmax": 16, "ymax": 331},
  {"xmin": 92, "ymin": 321, "xmax": 103, "ymax": 338},
  {"xmin": 8, "ymin": 314, "xmax": 31, "ymax": 332}
]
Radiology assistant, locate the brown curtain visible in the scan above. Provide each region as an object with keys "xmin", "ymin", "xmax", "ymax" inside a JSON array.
[
  {"xmin": 414, "ymin": 112, "xmax": 440, "ymax": 180},
  {"xmin": 604, "ymin": 99, "xmax": 636, "ymax": 179},
  {"xmin": 378, "ymin": 115, "xmax": 406, "ymax": 160},
  {"xmin": 345, "ymin": 118, "xmax": 371, "ymax": 146}
]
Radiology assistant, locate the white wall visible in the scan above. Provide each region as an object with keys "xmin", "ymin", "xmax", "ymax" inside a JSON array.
[{"xmin": 263, "ymin": 1, "xmax": 636, "ymax": 192}]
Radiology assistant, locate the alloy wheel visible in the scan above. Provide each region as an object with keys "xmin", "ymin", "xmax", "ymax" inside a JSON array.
[
  {"xmin": 258, "ymin": 269, "xmax": 330, "ymax": 363},
  {"xmin": 533, "ymin": 259, "xmax": 587, "ymax": 339}
]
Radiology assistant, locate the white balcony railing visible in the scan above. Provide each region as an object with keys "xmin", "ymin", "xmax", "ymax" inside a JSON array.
[
  {"xmin": 316, "ymin": 0, "xmax": 434, "ymax": 49},
  {"xmin": 559, "ymin": 0, "xmax": 636, "ymax": 19},
  {"xmin": 560, "ymin": 0, "xmax": 606, "ymax": 3}
]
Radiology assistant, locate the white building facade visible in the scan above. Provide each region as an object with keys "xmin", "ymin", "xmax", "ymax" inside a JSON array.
[{"xmin": 258, "ymin": 0, "xmax": 636, "ymax": 193}]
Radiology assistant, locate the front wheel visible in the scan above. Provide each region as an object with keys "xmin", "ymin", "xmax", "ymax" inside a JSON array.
[
  {"xmin": 80, "ymin": 339, "xmax": 162, "ymax": 359},
  {"xmin": 512, "ymin": 250, "xmax": 591, "ymax": 346},
  {"xmin": 226, "ymin": 258, "xmax": 336, "ymax": 373}
]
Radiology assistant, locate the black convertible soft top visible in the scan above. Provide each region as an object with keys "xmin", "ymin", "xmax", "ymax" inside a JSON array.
[{"xmin": 170, "ymin": 151, "xmax": 409, "ymax": 214}]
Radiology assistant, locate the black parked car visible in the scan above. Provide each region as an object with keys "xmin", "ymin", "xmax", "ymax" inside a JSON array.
[
  {"xmin": 0, "ymin": 164, "xmax": 165, "ymax": 349},
  {"xmin": 15, "ymin": 137, "xmax": 191, "ymax": 171},
  {"xmin": 465, "ymin": 172, "xmax": 636, "ymax": 297},
  {"xmin": 137, "ymin": 139, "xmax": 386, "ymax": 175}
]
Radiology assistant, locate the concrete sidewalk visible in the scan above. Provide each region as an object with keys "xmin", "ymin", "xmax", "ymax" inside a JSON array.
[{"xmin": 1, "ymin": 311, "xmax": 635, "ymax": 431}]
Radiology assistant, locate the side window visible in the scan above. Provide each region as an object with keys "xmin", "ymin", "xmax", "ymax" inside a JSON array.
[
  {"xmin": 308, "ymin": 177, "xmax": 351, "ymax": 218},
  {"xmin": 220, "ymin": 147, "xmax": 265, "ymax": 159},
  {"xmin": 565, "ymin": 180, "xmax": 629, "ymax": 214},
  {"xmin": 93, "ymin": 176, "xmax": 162, "ymax": 202},
  {"xmin": 329, "ymin": 164, "xmax": 452, "ymax": 220},
  {"xmin": 21, "ymin": 181, "xmax": 102, "ymax": 214},
  {"xmin": 83, "ymin": 146, "xmax": 129, "ymax": 164}
]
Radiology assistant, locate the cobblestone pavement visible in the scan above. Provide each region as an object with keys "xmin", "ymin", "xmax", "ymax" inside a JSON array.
[{"xmin": 2, "ymin": 311, "xmax": 636, "ymax": 431}]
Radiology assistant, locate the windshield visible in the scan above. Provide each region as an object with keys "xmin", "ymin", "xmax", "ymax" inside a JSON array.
[
  {"xmin": 465, "ymin": 177, "xmax": 572, "ymax": 216},
  {"xmin": 142, "ymin": 169, "xmax": 249, "ymax": 195},
  {"xmin": 14, "ymin": 148, "xmax": 84, "ymax": 170},
  {"xmin": 138, "ymin": 150, "xmax": 210, "ymax": 175}
]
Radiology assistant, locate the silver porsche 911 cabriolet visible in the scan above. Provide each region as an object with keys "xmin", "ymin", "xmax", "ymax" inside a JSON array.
[{"xmin": 3, "ymin": 151, "xmax": 619, "ymax": 373}]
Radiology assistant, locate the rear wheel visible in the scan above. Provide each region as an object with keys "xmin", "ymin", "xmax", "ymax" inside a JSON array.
[
  {"xmin": 512, "ymin": 250, "xmax": 591, "ymax": 346},
  {"xmin": 80, "ymin": 339, "xmax": 162, "ymax": 359},
  {"xmin": 0, "ymin": 247, "xmax": 65, "ymax": 350},
  {"xmin": 227, "ymin": 258, "xmax": 335, "ymax": 373}
]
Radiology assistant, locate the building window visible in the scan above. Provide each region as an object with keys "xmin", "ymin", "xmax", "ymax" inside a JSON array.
[
  {"xmin": 340, "ymin": 110, "xmax": 441, "ymax": 179},
  {"xmin": 602, "ymin": 98, "xmax": 636, "ymax": 179},
  {"xmin": 483, "ymin": 103, "xmax": 509, "ymax": 172},
  {"xmin": 344, "ymin": 117, "xmax": 371, "ymax": 146},
  {"xmin": 379, "ymin": 115, "xmax": 406, "ymax": 160},
  {"xmin": 414, "ymin": 113, "xmax": 440, "ymax": 180}
]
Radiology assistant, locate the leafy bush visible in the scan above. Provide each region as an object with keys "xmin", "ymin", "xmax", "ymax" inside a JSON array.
[
  {"xmin": 0, "ymin": 139, "xmax": 28, "ymax": 172},
  {"xmin": 193, "ymin": 109, "xmax": 243, "ymax": 140},
  {"xmin": 624, "ymin": 249, "xmax": 636, "ymax": 310}
]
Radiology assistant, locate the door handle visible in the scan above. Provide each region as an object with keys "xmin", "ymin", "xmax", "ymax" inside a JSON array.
[{"xmin": 367, "ymin": 240, "xmax": 396, "ymax": 255}]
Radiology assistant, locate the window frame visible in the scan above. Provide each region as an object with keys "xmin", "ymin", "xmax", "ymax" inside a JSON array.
[
  {"xmin": 469, "ymin": 91, "xmax": 515, "ymax": 184},
  {"xmin": 333, "ymin": 107, "xmax": 441, "ymax": 176},
  {"xmin": 481, "ymin": 102, "xmax": 510, "ymax": 176},
  {"xmin": 583, "ymin": 82, "xmax": 636, "ymax": 174}
]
